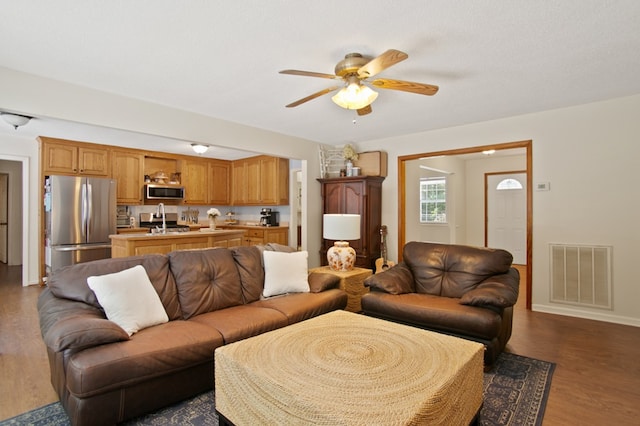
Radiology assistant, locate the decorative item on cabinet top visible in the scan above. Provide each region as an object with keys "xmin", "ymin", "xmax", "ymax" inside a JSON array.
[{"xmin": 319, "ymin": 146, "xmax": 387, "ymax": 178}]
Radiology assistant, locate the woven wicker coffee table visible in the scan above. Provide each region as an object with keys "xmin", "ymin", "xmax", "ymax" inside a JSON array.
[{"xmin": 215, "ymin": 310, "xmax": 483, "ymax": 425}]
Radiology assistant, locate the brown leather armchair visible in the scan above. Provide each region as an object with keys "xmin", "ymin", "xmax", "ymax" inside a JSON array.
[{"xmin": 361, "ymin": 241, "xmax": 519, "ymax": 365}]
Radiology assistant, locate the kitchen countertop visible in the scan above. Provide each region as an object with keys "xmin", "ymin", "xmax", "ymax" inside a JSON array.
[
  {"xmin": 110, "ymin": 229, "xmax": 245, "ymax": 241},
  {"xmin": 218, "ymin": 224, "xmax": 289, "ymax": 230}
]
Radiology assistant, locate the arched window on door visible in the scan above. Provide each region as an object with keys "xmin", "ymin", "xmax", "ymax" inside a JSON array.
[{"xmin": 496, "ymin": 178, "xmax": 523, "ymax": 190}]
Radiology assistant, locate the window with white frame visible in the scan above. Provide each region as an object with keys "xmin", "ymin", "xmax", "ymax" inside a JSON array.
[{"xmin": 420, "ymin": 177, "xmax": 447, "ymax": 223}]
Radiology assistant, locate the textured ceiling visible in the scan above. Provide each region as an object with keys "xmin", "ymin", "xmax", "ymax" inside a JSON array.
[{"xmin": 1, "ymin": 0, "xmax": 639, "ymax": 158}]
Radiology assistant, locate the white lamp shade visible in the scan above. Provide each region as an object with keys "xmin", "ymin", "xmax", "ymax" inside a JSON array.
[
  {"xmin": 323, "ymin": 214, "xmax": 361, "ymax": 241},
  {"xmin": 331, "ymin": 84, "xmax": 378, "ymax": 110}
]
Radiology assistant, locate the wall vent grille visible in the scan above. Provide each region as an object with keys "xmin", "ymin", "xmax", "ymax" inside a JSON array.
[{"xmin": 549, "ymin": 244, "xmax": 612, "ymax": 310}]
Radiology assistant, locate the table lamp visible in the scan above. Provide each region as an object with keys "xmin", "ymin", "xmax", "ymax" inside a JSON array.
[{"xmin": 323, "ymin": 214, "xmax": 361, "ymax": 271}]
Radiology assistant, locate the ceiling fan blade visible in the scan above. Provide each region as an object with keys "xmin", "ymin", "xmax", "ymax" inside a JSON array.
[
  {"xmin": 285, "ymin": 86, "xmax": 340, "ymax": 108},
  {"xmin": 370, "ymin": 78, "xmax": 439, "ymax": 95},
  {"xmin": 279, "ymin": 69, "xmax": 339, "ymax": 80},
  {"xmin": 357, "ymin": 49, "xmax": 408, "ymax": 79},
  {"xmin": 357, "ymin": 105, "xmax": 372, "ymax": 116}
]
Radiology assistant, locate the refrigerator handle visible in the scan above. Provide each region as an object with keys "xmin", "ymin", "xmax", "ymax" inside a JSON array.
[
  {"xmin": 86, "ymin": 182, "xmax": 93, "ymax": 234},
  {"xmin": 81, "ymin": 182, "xmax": 88, "ymax": 240}
]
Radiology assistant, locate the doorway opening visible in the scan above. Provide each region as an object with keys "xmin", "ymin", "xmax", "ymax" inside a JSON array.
[
  {"xmin": 0, "ymin": 156, "xmax": 28, "ymax": 287},
  {"xmin": 399, "ymin": 140, "xmax": 532, "ymax": 309}
]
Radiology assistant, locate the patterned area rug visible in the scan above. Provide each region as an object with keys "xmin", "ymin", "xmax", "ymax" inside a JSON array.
[{"xmin": 0, "ymin": 352, "xmax": 553, "ymax": 426}]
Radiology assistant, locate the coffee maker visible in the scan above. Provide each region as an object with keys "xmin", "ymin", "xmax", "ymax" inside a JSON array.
[{"xmin": 259, "ymin": 208, "xmax": 279, "ymax": 227}]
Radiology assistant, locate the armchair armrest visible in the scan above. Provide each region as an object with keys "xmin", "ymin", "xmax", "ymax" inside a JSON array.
[
  {"xmin": 363, "ymin": 262, "xmax": 415, "ymax": 294},
  {"xmin": 308, "ymin": 272, "xmax": 341, "ymax": 293},
  {"xmin": 460, "ymin": 267, "xmax": 520, "ymax": 308}
]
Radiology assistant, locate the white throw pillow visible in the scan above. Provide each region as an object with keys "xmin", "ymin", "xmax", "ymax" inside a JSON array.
[
  {"xmin": 87, "ymin": 265, "xmax": 168, "ymax": 336},
  {"xmin": 262, "ymin": 250, "xmax": 310, "ymax": 297}
]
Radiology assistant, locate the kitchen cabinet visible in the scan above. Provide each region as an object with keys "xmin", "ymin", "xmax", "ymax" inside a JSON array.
[
  {"xmin": 231, "ymin": 155, "xmax": 289, "ymax": 205},
  {"xmin": 220, "ymin": 225, "xmax": 288, "ymax": 246},
  {"xmin": 112, "ymin": 150, "xmax": 144, "ymax": 204},
  {"xmin": 209, "ymin": 160, "xmax": 231, "ymax": 205},
  {"xmin": 181, "ymin": 158, "xmax": 208, "ymax": 204},
  {"xmin": 110, "ymin": 230, "xmax": 245, "ymax": 258},
  {"xmin": 40, "ymin": 137, "xmax": 110, "ymax": 176},
  {"xmin": 318, "ymin": 176, "xmax": 384, "ymax": 269}
]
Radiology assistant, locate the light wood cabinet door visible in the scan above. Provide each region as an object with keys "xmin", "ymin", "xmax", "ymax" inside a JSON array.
[
  {"xmin": 42, "ymin": 141, "xmax": 78, "ymax": 174},
  {"xmin": 231, "ymin": 160, "xmax": 247, "ymax": 204},
  {"xmin": 41, "ymin": 138, "xmax": 109, "ymax": 176},
  {"xmin": 245, "ymin": 157, "xmax": 262, "ymax": 204},
  {"xmin": 208, "ymin": 160, "xmax": 230, "ymax": 204},
  {"xmin": 259, "ymin": 156, "xmax": 289, "ymax": 205},
  {"xmin": 231, "ymin": 155, "xmax": 289, "ymax": 206},
  {"xmin": 78, "ymin": 146, "xmax": 110, "ymax": 176},
  {"xmin": 112, "ymin": 150, "xmax": 144, "ymax": 204},
  {"xmin": 264, "ymin": 228, "xmax": 288, "ymax": 245},
  {"xmin": 181, "ymin": 159, "xmax": 208, "ymax": 204}
]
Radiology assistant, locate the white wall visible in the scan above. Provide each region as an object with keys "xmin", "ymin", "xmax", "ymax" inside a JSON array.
[
  {"xmin": 358, "ymin": 94, "xmax": 640, "ymax": 326},
  {"xmin": 0, "ymin": 68, "xmax": 325, "ymax": 286}
]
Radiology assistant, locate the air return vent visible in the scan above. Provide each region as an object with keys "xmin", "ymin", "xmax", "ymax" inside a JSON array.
[{"xmin": 550, "ymin": 244, "xmax": 612, "ymax": 309}]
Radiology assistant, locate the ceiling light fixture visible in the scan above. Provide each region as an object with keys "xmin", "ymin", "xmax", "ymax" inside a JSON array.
[
  {"xmin": 482, "ymin": 150, "xmax": 496, "ymax": 155},
  {"xmin": 1, "ymin": 112, "xmax": 32, "ymax": 130},
  {"xmin": 191, "ymin": 143, "xmax": 209, "ymax": 154},
  {"xmin": 331, "ymin": 76, "xmax": 378, "ymax": 110}
]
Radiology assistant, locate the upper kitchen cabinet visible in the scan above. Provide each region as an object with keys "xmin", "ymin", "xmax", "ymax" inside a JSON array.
[
  {"xmin": 180, "ymin": 158, "xmax": 209, "ymax": 205},
  {"xmin": 40, "ymin": 137, "xmax": 110, "ymax": 176},
  {"xmin": 112, "ymin": 149, "xmax": 144, "ymax": 205},
  {"xmin": 231, "ymin": 155, "xmax": 289, "ymax": 206},
  {"xmin": 208, "ymin": 160, "xmax": 231, "ymax": 205}
]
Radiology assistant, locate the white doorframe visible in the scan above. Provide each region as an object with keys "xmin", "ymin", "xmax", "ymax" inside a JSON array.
[{"xmin": 0, "ymin": 154, "xmax": 29, "ymax": 287}]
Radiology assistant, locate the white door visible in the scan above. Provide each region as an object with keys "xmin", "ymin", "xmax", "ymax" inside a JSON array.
[
  {"xmin": 487, "ymin": 172, "xmax": 526, "ymax": 264},
  {"xmin": 0, "ymin": 173, "xmax": 7, "ymax": 263}
]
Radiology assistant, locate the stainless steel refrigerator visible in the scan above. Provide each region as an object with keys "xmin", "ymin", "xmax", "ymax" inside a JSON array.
[{"xmin": 44, "ymin": 175, "xmax": 116, "ymax": 276}]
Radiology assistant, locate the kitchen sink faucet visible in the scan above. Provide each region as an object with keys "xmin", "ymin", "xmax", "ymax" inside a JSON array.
[{"xmin": 155, "ymin": 203, "xmax": 166, "ymax": 234}]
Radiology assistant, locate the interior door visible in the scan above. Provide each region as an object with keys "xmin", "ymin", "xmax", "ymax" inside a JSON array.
[
  {"xmin": 486, "ymin": 172, "xmax": 526, "ymax": 264},
  {"xmin": 0, "ymin": 173, "xmax": 7, "ymax": 263}
]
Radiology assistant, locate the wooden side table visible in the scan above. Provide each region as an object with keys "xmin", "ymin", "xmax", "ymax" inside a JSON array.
[{"xmin": 309, "ymin": 266, "xmax": 372, "ymax": 312}]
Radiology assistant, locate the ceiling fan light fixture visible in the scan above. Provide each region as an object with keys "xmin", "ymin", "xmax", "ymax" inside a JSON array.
[
  {"xmin": 191, "ymin": 143, "xmax": 209, "ymax": 154},
  {"xmin": 331, "ymin": 79, "xmax": 378, "ymax": 110}
]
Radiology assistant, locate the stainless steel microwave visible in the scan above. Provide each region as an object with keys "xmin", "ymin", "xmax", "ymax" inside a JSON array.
[{"xmin": 144, "ymin": 184, "xmax": 185, "ymax": 200}]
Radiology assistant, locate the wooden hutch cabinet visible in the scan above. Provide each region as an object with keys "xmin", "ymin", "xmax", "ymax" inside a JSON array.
[{"xmin": 318, "ymin": 176, "xmax": 384, "ymax": 270}]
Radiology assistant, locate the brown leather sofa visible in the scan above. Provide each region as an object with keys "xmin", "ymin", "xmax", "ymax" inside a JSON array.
[
  {"xmin": 38, "ymin": 244, "xmax": 347, "ymax": 426},
  {"xmin": 361, "ymin": 241, "xmax": 519, "ymax": 365}
]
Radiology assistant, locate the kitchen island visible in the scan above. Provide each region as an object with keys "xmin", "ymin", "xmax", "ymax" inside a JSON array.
[{"xmin": 110, "ymin": 229, "xmax": 246, "ymax": 258}]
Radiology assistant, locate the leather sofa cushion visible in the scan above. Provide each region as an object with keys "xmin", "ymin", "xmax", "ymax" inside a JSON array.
[
  {"xmin": 189, "ymin": 305, "xmax": 288, "ymax": 344},
  {"xmin": 66, "ymin": 320, "xmax": 224, "ymax": 397},
  {"xmin": 230, "ymin": 246, "xmax": 265, "ymax": 303},
  {"xmin": 252, "ymin": 289, "xmax": 348, "ymax": 324},
  {"xmin": 47, "ymin": 254, "xmax": 182, "ymax": 321},
  {"xmin": 169, "ymin": 248, "xmax": 244, "ymax": 319},
  {"xmin": 361, "ymin": 292, "xmax": 503, "ymax": 341},
  {"xmin": 403, "ymin": 242, "xmax": 513, "ymax": 298}
]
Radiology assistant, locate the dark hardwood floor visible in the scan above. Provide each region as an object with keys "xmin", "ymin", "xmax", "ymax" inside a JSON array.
[{"xmin": 0, "ymin": 263, "xmax": 639, "ymax": 424}]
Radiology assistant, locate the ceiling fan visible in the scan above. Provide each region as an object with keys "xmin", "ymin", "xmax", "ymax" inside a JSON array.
[{"xmin": 279, "ymin": 49, "xmax": 438, "ymax": 116}]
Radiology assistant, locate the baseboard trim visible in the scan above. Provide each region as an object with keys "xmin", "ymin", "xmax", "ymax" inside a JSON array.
[{"xmin": 532, "ymin": 304, "xmax": 640, "ymax": 327}]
